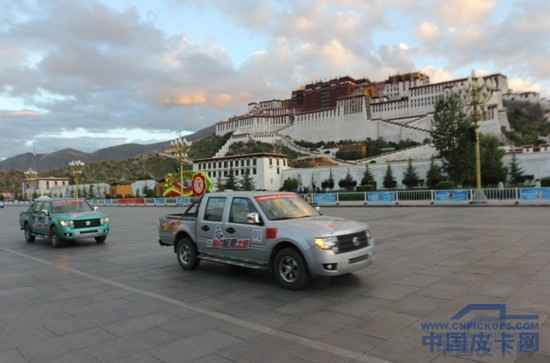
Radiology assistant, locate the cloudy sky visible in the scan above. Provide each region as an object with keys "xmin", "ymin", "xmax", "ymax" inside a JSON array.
[{"xmin": 0, "ymin": 0, "xmax": 549, "ymax": 159}]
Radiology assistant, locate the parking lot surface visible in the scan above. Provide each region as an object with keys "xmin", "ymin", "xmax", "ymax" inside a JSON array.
[{"xmin": 1, "ymin": 206, "xmax": 549, "ymax": 363}]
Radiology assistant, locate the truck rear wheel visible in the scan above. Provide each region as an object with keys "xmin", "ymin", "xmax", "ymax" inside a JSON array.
[
  {"xmin": 176, "ymin": 237, "xmax": 199, "ymax": 271},
  {"xmin": 273, "ymin": 247, "xmax": 310, "ymax": 290},
  {"xmin": 24, "ymin": 223, "xmax": 35, "ymax": 243}
]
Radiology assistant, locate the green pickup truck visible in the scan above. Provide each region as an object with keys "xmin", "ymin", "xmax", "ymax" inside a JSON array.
[{"xmin": 19, "ymin": 197, "xmax": 111, "ymax": 248}]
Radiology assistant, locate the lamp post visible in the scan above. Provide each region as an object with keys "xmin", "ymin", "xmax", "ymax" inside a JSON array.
[
  {"xmin": 24, "ymin": 169, "xmax": 38, "ymax": 199},
  {"xmin": 68, "ymin": 160, "xmax": 85, "ymax": 199},
  {"xmin": 465, "ymin": 71, "xmax": 491, "ymax": 201},
  {"xmin": 170, "ymin": 135, "xmax": 191, "ymax": 196}
]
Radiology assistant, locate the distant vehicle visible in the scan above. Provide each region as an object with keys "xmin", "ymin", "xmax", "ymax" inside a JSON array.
[
  {"xmin": 19, "ymin": 198, "xmax": 111, "ymax": 248},
  {"xmin": 158, "ymin": 191, "xmax": 375, "ymax": 290},
  {"xmin": 0, "ymin": 201, "xmax": 4, "ymax": 208}
]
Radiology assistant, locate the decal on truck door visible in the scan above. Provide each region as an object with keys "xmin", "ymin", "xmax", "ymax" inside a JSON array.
[{"xmin": 206, "ymin": 226, "xmax": 251, "ymax": 250}]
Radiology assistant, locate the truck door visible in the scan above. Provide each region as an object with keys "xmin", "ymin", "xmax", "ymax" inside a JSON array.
[
  {"xmin": 224, "ymin": 197, "xmax": 266, "ymax": 264},
  {"xmin": 31, "ymin": 202, "xmax": 46, "ymax": 235},
  {"xmin": 35, "ymin": 202, "xmax": 51, "ymax": 235},
  {"xmin": 197, "ymin": 196, "xmax": 228, "ymax": 258}
]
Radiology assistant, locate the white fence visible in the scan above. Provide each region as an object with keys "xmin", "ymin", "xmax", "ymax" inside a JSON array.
[
  {"xmin": 306, "ymin": 187, "xmax": 550, "ymax": 206},
  {"xmin": 3, "ymin": 188, "xmax": 550, "ymax": 207}
]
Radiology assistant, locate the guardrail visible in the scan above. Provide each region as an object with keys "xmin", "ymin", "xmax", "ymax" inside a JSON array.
[
  {"xmin": 3, "ymin": 187, "xmax": 550, "ymax": 207},
  {"xmin": 308, "ymin": 187, "xmax": 550, "ymax": 206}
]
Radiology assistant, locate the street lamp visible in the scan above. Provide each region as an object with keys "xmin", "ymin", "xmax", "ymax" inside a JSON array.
[
  {"xmin": 170, "ymin": 135, "xmax": 191, "ymax": 196},
  {"xmin": 24, "ymin": 169, "xmax": 38, "ymax": 199},
  {"xmin": 464, "ymin": 71, "xmax": 491, "ymax": 202},
  {"xmin": 68, "ymin": 160, "xmax": 85, "ymax": 199}
]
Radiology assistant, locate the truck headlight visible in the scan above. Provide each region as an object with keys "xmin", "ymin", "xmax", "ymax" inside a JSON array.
[
  {"xmin": 366, "ymin": 229, "xmax": 372, "ymax": 241},
  {"xmin": 314, "ymin": 237, "xmax": 338, "ymax": 252},
  {"xmin": 101, "ymin": 217, "xmax": 110, "ymax": 225},
  {"xmin": 59, "ymin": 220, "xmax": 74, "ymax": 228}
]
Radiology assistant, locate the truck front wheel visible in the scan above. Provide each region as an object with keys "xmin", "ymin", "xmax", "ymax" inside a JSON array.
[
  {"xmin": 48, "ymin": 226, "xmax": 63, "ymax": 248},
  {"xmin": 176, "ymin": 238, "xmax": 199, "ymax": 271},
  {"xmin": 273, "ymin": 247, "xmax": 310, "ymax": 290}
]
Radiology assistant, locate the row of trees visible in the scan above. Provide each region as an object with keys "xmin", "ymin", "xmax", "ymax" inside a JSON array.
[
  {"xmin": 216, "ymin": 170, "xmax": 255, "ymax": 191},
  {"xmin": 431, "ymin": 93, "xmax": 529, "ymax": 188},
  {"xmin": 280, "ymin": 151, "xmax": 529, "ymax": 193}
]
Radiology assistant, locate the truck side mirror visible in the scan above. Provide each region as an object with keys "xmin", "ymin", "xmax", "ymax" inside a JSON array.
[{"xmin": 247, "ymin": 212, "xmax": 261, "ymax": 225}]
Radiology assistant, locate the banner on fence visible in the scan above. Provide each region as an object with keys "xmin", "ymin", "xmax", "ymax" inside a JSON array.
[
  {"xmin": 176, "ymin": 197, "xmax": 192, "ymax": 206},
  {"xmin": 367, "ymin": 191, "xmax": 396, "ymax": 203},
  {"xmin": 519, "ymin": 188, "xmax": 550, "ymax": 201},
  {"xmin": 153, "ymin": 198, "xmax": 166, "ymax": 206},
  {"xmin": 313, "ymin": 193, "xmax": 337, "ymax": 205},
  {"xmin": 117, "ymin": 198, "xmax": 145, "ymax": 205},
  {"xmin": 434, "ymin": 190, "xmax": 469, "ymax": 202}
]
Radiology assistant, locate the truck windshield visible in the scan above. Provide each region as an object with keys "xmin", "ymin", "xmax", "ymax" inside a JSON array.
[
  {"xmin": 255, "ymin": 194, "xmax": 319, "ymax": 221},
  {"xmin": 51, "ymin": 200, "xmax": 93, "ymax": 214}
]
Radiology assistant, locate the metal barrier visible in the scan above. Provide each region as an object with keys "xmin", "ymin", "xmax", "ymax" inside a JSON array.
[
  {"xmin": 309, "ymin": 187, "xmax": 550, "ymax": 206},
  {"xmin": 7, "ymin": 188, "xmax": 550, "ymax": 207}
]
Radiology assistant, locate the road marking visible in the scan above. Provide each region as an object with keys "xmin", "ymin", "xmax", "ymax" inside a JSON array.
[{"xmin": 1, "ymin": 247, "xmax": 390, "ymax": 363}]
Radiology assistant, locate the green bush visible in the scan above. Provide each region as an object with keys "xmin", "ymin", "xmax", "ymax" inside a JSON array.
[
  {"xmin": 436, "ymin": 180, "xmax": 456, "ymax": 189},
  {"xmin": 357, "ymin": 184, "xmax": 376, "ymax": 192},
  {"xmin": 541, "ymin": 177, "xmax": 550, "ymax": 187}
]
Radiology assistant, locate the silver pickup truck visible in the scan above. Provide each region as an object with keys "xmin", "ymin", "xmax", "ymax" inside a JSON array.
[{"xmin": 158, "ymin": 191, "xmax": 375, "ymax": 290}]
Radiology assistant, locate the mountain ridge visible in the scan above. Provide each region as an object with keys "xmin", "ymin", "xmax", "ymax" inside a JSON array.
[{"xmin": 0, "ymin": 125, "xmax": 215, "ymax": 172}]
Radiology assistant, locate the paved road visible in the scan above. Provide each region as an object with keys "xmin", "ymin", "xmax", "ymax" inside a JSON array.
[{"xmin": 0, "ymin": 206, "xmax": 549, "ymax": 363}]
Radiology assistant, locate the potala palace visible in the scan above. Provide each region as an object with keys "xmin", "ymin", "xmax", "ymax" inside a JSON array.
[
  {"xmin": 215, "ymin": 72, "xmax": 510, "ymax": 145},
  {"xmin": 193, "ymin": 71, "xmax": 550, "ymax": 190}
]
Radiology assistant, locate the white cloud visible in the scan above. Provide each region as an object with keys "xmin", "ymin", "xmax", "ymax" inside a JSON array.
[
  {"xmin": 35, "ymin": 128, "xmax": 188, "ymax": 143},
  {"xmin": 508, "ymin": 78, "xmax": 543, "ymax": 93},
  {"xmin": 437, "ymin": 0, "xmax": 496, "ymax": 25},
  {"xmin": 420, "ymin": 66, "xmax": 453, "ymax": 83},
  {"xmin": 417, "ymin": 21, "xmax": 439, "ymax": 42}
]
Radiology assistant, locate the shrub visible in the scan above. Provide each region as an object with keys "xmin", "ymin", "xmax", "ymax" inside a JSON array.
[
  {"xmin": 436, "ymin": 180, "xmax": 456, "ymax": 189},
  {"xmin": 357, "ymin": 184, "xmax": 377, "ymax": 192}
]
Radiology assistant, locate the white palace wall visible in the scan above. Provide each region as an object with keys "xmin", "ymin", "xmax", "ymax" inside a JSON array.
[{"xmin": 280, "ymin": 150, "xmax": 550, "ymax": 191}]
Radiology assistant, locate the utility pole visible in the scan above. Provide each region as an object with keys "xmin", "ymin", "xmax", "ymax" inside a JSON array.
[
  {"xmin": 170, "ymin": 135, "xmax": 191, "ymax": 196},
  {"xmin": 68, "ymin": 160, "xmax": 85, "ymax": 199},
  {"xmin": 465, "ymin": 71, "xmax": 491, "ymax": 202}
]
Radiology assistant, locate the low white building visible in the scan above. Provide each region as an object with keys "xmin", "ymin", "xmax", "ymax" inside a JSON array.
[
  {"xmin": 131, "ymin": 180, "xmax": 157, "ymax": 196},
  {"xmin": 193, "ymin": 153, "xmax": 289, "ymax": 191},
  {"xmin": 22, "ymin": 177, "xmax": 70, "ymax": 200},
  {"xmin": 22, "ymin": 179, "xmax": 111, "ymax": 200}
]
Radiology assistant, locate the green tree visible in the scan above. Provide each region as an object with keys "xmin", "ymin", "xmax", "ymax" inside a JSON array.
[
  {"xmin": 505, "ymin": 100, "xmax": 550, "ymax": 145},
  {"xmin": 240, "ymin": 171, "xmax": 255, "ymax": 191},
  {"xmin": 426, "ymin": 157, "xmax": 443, "ymax": 189},
  {"xmin": 402, "ymin": 159, "xmax": 420, "ymax": 189},
  {"xmin": 383, "ymin": 164, "xmax": 397, "ymax": 189},
  {"xmin": 360, "ymin": 165, "xmax": 376, "ymax": 187},
  {"xmin": 225, "ymin": 169, "xmax": 239, "ymax": 190},
  {"xmin": 310, "ymin": 175, "xmax": 317, "ymax": 192},
  {"xmin": 338, "ymin": 171, "xmax": 357, "ymax": 191},
  {"xmin": 480, "ymin": 135, "xmax": 507, "ymax": 186},
  {"xmin": 280, "ymin": 178, "xmax": 300, "ymax": 192},
  {"xmin": 508, "ymin": 153, "xmax": 525, "ymax": 186},
  {"xmin": 321, "ymin": 169, "xmax": 335, "ymax": 190},
  {"xmin": 216, "ymin": 176, "xmax": 225, "ymax": 192},
  {"xmin": 432, "ymin": 94, "xmax": 475, "ymax": 186}
]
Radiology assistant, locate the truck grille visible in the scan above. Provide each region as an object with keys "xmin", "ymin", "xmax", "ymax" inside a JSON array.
[
  {"xmin": 336, "ymin": 231, "xmax": 368, "ymax": 254},
  {"xmin": 73, "ymin": 219, "xmax": 101, "ymax": 229}
]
